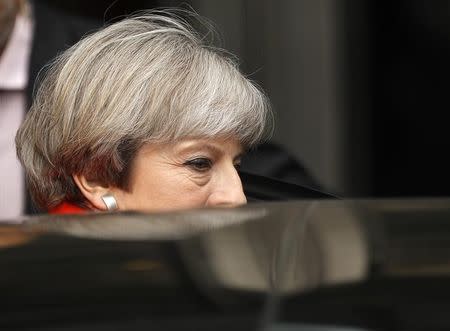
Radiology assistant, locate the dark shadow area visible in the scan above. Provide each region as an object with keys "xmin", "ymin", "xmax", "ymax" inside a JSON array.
[{"xmin": 368, "ymin": 0, "xmax": 450, "ymax": 196}]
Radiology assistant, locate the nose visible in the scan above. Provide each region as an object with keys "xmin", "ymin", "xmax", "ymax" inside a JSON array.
[{"xmin": 205, "ymin": 166, "xmax": 247, "ymax": 207}]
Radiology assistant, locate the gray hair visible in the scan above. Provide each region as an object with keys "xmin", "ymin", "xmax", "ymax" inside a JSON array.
[{"xmin": 16, "ymin": 10, "xmax": 272, "ymax": 211}]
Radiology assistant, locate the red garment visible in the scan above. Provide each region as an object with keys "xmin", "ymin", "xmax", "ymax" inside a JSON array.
[{"xmin": 49, "ymin": 202, "xmax": 87, "ymax": 215}]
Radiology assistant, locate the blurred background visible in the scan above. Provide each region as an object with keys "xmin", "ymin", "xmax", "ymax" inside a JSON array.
[{"xmin": 38, "ymin": 0, "xmax": 450, "ymax": 198}]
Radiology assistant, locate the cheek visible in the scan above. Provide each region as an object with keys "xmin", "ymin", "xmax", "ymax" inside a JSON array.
[{"xmin": 124, "ymin": 166, "xmax": 212, "ymax": 212}]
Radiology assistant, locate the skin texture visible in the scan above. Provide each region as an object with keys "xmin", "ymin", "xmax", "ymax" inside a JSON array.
[{"xmin": 74, "ymin": 137, "xmax": 247, "ymax": 212}]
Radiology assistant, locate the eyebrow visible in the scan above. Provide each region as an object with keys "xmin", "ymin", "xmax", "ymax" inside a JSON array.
[{"xmin": 176, "ymin": 141, "xmax": 243, "ymax": 161}]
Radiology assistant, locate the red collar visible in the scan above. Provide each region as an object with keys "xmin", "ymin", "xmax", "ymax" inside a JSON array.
[{"xmin": 49, "ymin": 202, "xmax": 87, "ymax": 215}]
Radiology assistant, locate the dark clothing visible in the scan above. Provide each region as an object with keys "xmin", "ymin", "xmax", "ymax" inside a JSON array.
[{"xmin": 241, "ymin": 142, "xmax": 320, "ymax": 190}]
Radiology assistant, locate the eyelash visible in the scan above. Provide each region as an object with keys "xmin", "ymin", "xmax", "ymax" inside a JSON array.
[
  {"xmin": 184, "ymin": 158, "xmax": 213, "ymax": 172},
  {"xmin": 184, "ymin": 158, "xmax": 242, "ymax": 173}
]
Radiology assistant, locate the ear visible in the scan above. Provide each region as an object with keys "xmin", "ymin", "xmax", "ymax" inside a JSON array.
[{"xmin": 72, "ymin": 174, "xmax": 114, "ymax": 211}]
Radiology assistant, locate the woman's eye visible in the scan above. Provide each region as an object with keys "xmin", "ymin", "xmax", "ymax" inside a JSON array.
[
  {"xmin": 184, "ymin": 158, "xmax": 213, "ymax": 172},
  {"xmin": 234, "ymin": 162, "xmax": 241, "ymax": 171}
]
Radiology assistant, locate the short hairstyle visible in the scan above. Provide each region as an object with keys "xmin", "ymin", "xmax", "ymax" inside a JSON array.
[{"xmin": 16, "ymin": 10, "xmax": 272, "ymax": 211}]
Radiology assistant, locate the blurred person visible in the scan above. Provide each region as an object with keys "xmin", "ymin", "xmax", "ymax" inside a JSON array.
[
  {"xmin": 0, "ymin": 0, "xmax": 99, "ymax": 218},
  {"xmin": 15, "ymin": 11, "xmax": 271, "ymax": 214}
]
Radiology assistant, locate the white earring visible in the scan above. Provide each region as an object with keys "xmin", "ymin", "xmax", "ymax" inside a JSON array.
[{"xmin": 101, "ymin": 194, "xmax": 118, "ymax": 211}]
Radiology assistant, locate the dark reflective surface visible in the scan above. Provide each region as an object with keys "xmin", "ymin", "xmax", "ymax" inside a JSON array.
[{"xmin": 0, "ymin": 199, "xmax": 449, "ymax": 330}]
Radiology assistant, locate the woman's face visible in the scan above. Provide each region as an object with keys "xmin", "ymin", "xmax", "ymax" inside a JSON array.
[{"xmin": 111, "ymin": 137, "xmax": 247, "ymax": 212}]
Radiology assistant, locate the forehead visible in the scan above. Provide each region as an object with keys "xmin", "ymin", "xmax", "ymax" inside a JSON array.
[{"xmin": 138, "ymin": 137, "xmax": 244, "ymax": 158}]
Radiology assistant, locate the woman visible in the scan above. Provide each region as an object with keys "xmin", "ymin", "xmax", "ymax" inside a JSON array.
[{"xmin": 15, "ymin": 11, "xmax": 271, "ymax": 214}]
